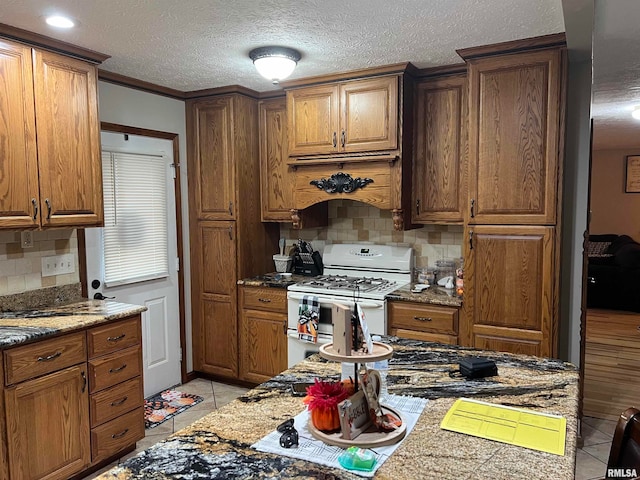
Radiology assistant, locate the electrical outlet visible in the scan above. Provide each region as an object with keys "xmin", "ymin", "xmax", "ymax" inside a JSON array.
[
  {"xmin": 20, "ymin": 231, "xmax": 33, "ymax": 248},
  {"xmin": 41, "ymin": 254, "xmax": 75, "ymax": 277}
]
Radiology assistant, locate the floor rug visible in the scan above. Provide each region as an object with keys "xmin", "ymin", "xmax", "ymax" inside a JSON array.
[{"xmin": 144, "ymin": 389, "xmax": 204, "ymax": 429}]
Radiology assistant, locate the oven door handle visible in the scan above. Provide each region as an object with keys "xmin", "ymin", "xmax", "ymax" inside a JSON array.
[
  {"xmin": 287, "ymin": 293, "xmax": 383, "ymax": 309},
  {"xmin": 287, "ymin": 332, "xmax": 333, "ymax": 344}
]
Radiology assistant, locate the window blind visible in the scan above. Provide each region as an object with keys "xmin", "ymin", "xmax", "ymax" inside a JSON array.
[{"xmin": 102, "ymin": 151, "xmax": 169, "ymax": 287}]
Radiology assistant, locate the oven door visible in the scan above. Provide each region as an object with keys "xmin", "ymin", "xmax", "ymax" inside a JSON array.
[{"xmin": 287, "ymin": 330, "xmax": 332, "ymax": 368}]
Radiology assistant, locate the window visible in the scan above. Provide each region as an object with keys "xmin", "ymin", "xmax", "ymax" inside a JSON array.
[{"xmin": 101, "ymin": 151, "xmax": 169, "ymax": 286}]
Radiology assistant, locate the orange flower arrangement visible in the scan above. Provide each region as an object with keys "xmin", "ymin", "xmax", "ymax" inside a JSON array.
[{"xmin": 303, "ymin": 379, "xmax": 350, "ymax": 432}]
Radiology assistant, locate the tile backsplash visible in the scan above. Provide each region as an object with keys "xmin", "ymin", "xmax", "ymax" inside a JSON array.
[
  {"xmin": 0, "ymin": 230, "xmax": 79, "ymax": 295},
  {"xmin": 281, "ymin": 200, "xmax": 463, "ymax": 270}
]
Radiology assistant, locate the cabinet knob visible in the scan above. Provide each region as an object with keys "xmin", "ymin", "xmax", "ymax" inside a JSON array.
[
  {"xmin": 31, "ymin": 198, "xmax": 38, "ymax": 220},
  {"xmin": 413, "ymin": 316, "xmax": 433, "ymax": 322},
  {"xmin": 109, "ymin": 364, "xmax": 127, "ymax": 374},
  {"xmin": 341, "ymin": 130, "xmax": 346, "ymax": 148},
  {"xmin": 37, "ymin": 351, "xmax": 62, "ymax": 362},
  {"xmin": 45, "ymin": 198, "xmax": 52, "ymax": 220},
  {"xmin": 416, "ymin": 199, "xmax": 420, "ymax": 216},
  {"xmin": 111, "ymin": 428, "xmax": 129, "ymax": 439},
  {"xmin": 107, "ymin": 333, "xmax": 126, "ymax": 342},
  {"xmin": 470, "ymin": 199, "xmax": 475, "ymax": 218},
  {"xmin": 333, "ymin": 131, "xmax": 337, "ymax": 148},
  {"xmin": 258, "ymin": 298, "xmax": 272, "ymax": 303},
  {"xmin": 110, "ymin": 396, "xmax": 128, "ymax": 407},
  {"xmin": 81, "ymin": 370, "xmax": 87, "ymax": 393}
]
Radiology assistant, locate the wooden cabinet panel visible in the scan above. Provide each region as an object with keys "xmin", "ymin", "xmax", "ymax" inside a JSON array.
[
  {"xmin": 0, "ymin": 39, "xmax": 39, "ymax": 229},
  {"xmin": 33, "ymin": 49, "xmax": 103, "ymax": 227},
  {"xmin": 5, "ymin": 364, "xmax": 90, "ymax": 480},
  {"xmin": 467, "ymin": 49, "xmax": 561, "ymax": 225},
  {"xmin": 412, "ymin": 74, "xmax": 467, "ymax": 224},
  {"xmin": 88, "ymin": 345, "xmax": 141, "ymax": 393},
  {"xmin": 242, "ymin": 287, "xmax": 287, "ymax": 313},
  {"xmin": 473, "ymin": 332, "xmax": 541, "ymax": 356},
  {"xmin": 199, "ymin": 221, "xmax": 237, "ymax": 296},
  {"xmin": 287, "ymin": 85, "xmax": 339, "ymax": 156},
  {"xmin": 240, "ymin": 309, "xmax": 287, "ymax": 384},
  {"xmin": 199, "ymin": 297, "xmax": 237, "ymax": 377},
  {"xmin": 259, "ymin": 97, "xmax": 294, "ymax": 221},
  {"xmin": 87, "ymin": 316, "xmax": 142, "ymax": 359},
  {"xmin": 466, "ymin": 225, "xmax": 554, "ymax": 357},
  {"xmin": 390, "ymin": 328, "xmax": 457, "ymax": 345},
  {"xmin": 90, "ymin": 407, "xmax": 144, "ymax": 463},
  {"xmin": 0, "ymin": 356, "xmax": 7, "ymax": 480},
  {"xmin": 4, "ymin": 331, "xmax": 86, "ymax": 385},
  {"xmin": 340, "ymin": 76, "xmax": 398, "ymax": 153},
  {"xmin": 188, "ymin": 96, "xmax": 235, "ymax": 220},
  {"xmin": 90, "ymin": 376, "xmax": 143, "ymax": 428},
  {"xmin": 388, "ymin": 301, "xmax": 458, "ymax": 335}
]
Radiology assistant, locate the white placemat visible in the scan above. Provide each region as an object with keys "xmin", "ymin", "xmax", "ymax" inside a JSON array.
[{"xmin": 251, "ymin": 394, "xmax": 429, "ymax": 478}]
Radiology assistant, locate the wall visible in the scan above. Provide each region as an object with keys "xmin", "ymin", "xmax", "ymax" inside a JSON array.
[
  {"xmin": 0, "ymin": 230, "xmax": 79, "ymax": 295},
  {"xmin": 97, "ymin": 81, "xmax": 192, "ymax": 371},
  {"xmin": 590, "ymin": 148, "xmax": 640, "ymax": 240},
  {"xmin": 559, "ymin": 59, "xmax": 592, "ymax": 365},
  {"xmin": 281, "ymin": 199, "xmax": 463, "ymax": 274}
]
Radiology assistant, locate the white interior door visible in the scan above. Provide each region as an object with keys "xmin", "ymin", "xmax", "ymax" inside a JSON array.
[{"xmin": 85, "ymin": 131, "xmax": 181, "ymax": 397}]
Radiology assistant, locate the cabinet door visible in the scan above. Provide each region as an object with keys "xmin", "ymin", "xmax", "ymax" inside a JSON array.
[
  {"xmin": 287, "ymin": 85, "xmax": 339, "ymax": 156},
  {"xmin": 5, "ymin": 364, "xmax": 90, "ymax": 480},
  {"xmin": 187, "ymin": 96, "xmax": 235, "ymax": 220},
  {"xmin": 465, "ymin": 225, "xmax": 555, "ymax": 357},
  {"xmin": 259, "ymin": 98, "xmax": 294, "ymax": 221},
  {"xmin": 0, "ymin": 40, "xmax": 39, "ymax": 229},
  {"xmin": 240, "ymin": 308, "xmax": 288, "ymax": 384},
  {"xmin": 412, "ymin": 75, "xmax": 467, "ymax": 223},
  {"xmin": 33, "ymin": 50, "xmax": 103, "ymax": 227},
  {"xmin": 192, "ymin": 221, "xmax": 238, "ymax": 377},
  {"xmin": 467, "ymin": 49, "xmax": 562, "ymax": 225},
  {"xmin": 340, "ymin": 76, "xmax": 398, "ymax": 153}
]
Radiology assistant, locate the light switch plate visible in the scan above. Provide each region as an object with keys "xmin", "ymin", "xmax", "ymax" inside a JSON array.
[{"xmin": 41, "ymin": 254, "xmax": 75, "ymax": 277}]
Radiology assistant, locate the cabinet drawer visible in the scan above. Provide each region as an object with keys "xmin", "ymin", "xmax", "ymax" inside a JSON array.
[
  {"xmin": 87, "ymin": 316, "xmax": 141, "ymax": 359},
  {"xmin": 90, "ymin": 376, "xmax": 143, "ymax": 427},
  {"xmin": 390, "ymin": 328, "xmax": 457, "ymax": 345},
  {"xmin": 89, "ymin": 345, "xmax": 141, "ymax": 393},
  {"xmin": 4, "ymin": 331, "xmax": 87, "ymax": 385},
  {"xmin": 242, "ymin": 287, "xmax": 287, "ymax": 313},
  {"xmin": 91, "ymin": 406, "xmax": 144, "ymax": 462},
  {"xmin": 388, "ymin": 302, "xmax": 458, "ymax": 335}
]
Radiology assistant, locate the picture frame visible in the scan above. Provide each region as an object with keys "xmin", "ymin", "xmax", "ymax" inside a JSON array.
[{"xmin": 625, "ymin": 155, "xmax": 640, "ymax": 193}]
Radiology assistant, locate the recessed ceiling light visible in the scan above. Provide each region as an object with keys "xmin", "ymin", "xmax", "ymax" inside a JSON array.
[
  {"xmin": 45, "ymin": 15, "xmax": 75, "ymax": 28},
  {"xmin": 632, "ymin": 107, "xmax": 640, "ymax": 120}
]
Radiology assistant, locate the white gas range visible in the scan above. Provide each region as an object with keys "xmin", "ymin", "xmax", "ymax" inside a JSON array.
[{"xmin": 286, "ymin": 243, "xmax": 413, "ymax": 367}]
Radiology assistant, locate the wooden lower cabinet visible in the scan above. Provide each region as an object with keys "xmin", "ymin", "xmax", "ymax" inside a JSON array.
[
  {"xmin": 583, "ymin": 309, "xmax": 640, "ymax": 421},
  {"xmin": 464, "ymin": 225, "xmax": 555, "ymax": 357},
  {"xmin": 4, "ymin": 364, "xmax": 90, "ymax": 480},
  {"xmin": 239, "ymin": 287, "xmax": 288, "ymax": 384},
  {"xmin": 1, "ymin": 315, "xmax": 143, "ymax": 479},
  {"xmin": 388, "ymin": 301, "xmax": 459, "ymax": 344}
]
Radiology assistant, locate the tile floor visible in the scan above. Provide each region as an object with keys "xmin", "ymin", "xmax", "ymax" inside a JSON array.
[
  {"xmin": 84, "ymin": 379, "xmax": 615, "ymax": 479},
  {"xmin": 82, "ymin": 378, "xmax": 250, "ymax": 479}
]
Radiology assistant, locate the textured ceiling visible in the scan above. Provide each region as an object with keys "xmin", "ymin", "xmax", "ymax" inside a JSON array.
[
  {"xmin": 591, "ymin": 0, "xmax": 640, "ymax": 150},
  {"xmin": 1, "ymin": 0, "xmax": 564, "ymax": 92}
]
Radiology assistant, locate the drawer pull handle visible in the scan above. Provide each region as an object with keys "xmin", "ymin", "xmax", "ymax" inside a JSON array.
[
  {"xmin": 37, "ymin": 351, "xmax": 62, "ymax": 362},
  {"xmin": 111, "ymin": 428, "xmax": 129, "ymax": 439},
  {"xmin": 258, "ymin": 298, "xmax": 272, "ymax": 303},
  {"xmin": 81, "ymin": 370, "xmax": 87, "ymax": 393},
  {"xmin": 111, "ymin": 396, "xmax": 129, "ymax": 407},
  {"xmin": 107, "ymin": 334, "xmax": 126, "ymax": 342},
  {"xmin": 414, "ymin": 316, "xmax": 433, "ymax": 322},
  {"xmin": 109, "ymin": 364, "xmax": 127, "ymax": 374}
]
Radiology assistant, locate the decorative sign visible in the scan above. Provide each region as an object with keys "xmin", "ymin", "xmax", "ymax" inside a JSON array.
[
  {"xmin": 338, "ymin": 390, "xmax": 371, "ymax": 440},
  {"xmin": 626, "ymin": 155, "xmax": 640, "ymax": 193}
]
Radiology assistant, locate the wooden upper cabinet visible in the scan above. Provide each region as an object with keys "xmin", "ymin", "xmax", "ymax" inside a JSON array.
[
  {"xmin": 465, "ymin": 225, "xmax": 555, "ymax": 357},
  {"xmin": 467, "ymin": 49, "xmax": 562, "ymax": 225},
  {"xmin": 33, "ymin": 49, "xmax": 103, "ymax": 227},
  {"xmin": 259, "ymin": 97, "xmax": 294, "ymax": 221},
  {"xmin": 287, "ymin": 76, "xmax": 398, "ymax": 157},
  {"xmin": 0, "ymin": 40, "xmax": 39, "ymax": 229},
  {"xmin": 340, "ymin": 76, "xmax": 398, "ymax": 153},
  {"xmin": 187, "ymin": 97, "xmax": 235, "ymax": 220},
  {"xmin": 412, "ymin": 74, "xmax": 467, "ymax": 224},
  {"xmin": 287, "ymin": 84, "xmax": 339, "ymax": 156}
]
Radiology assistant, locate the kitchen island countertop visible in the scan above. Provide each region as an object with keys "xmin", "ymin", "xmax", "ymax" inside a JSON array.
[
  {"xmin": 97, "ymin": 338, "xmax": 578, "ymax": 480},
  {"xmin": 0, "ymin": 300, "xmax": 147, "ymax": 349}
]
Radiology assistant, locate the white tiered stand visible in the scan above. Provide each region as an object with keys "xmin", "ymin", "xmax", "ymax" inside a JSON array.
[{"xmin": 308, "ymin": 342, "xmax": 407, "ymax": 447}]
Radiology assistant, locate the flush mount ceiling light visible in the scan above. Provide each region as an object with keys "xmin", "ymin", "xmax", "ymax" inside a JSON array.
[
  {"xmin": 632, "ymin": 106, "xmax": 640, "ymax": 120},
  {"xmin": 249, "ymin": 46, "xmax": 301, "ymax": 84},
  {"xmin": 45, "ymin": 15, "xmax": 75, "ymax": 28}
]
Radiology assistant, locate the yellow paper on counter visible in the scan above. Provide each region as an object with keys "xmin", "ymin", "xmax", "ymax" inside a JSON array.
[{"xmin": 440, "ymin": 398, "xmax": 566, "ymax": 456}]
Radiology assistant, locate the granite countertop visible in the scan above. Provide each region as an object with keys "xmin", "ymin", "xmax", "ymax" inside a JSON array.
[
  {"xmin": 0, "ymin": 300, "xmax": 147, "ymax": 349},
  {"xmin": 97, "ymin": 338, "xmax": 578, "ymax": 480},
  {"xmin": 386, "ymin": 283, "xmax": 463, "ymax": 308},
  {"xmin": 238, "ymin": 272, "xmax": 310, "ymax": 289}
]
